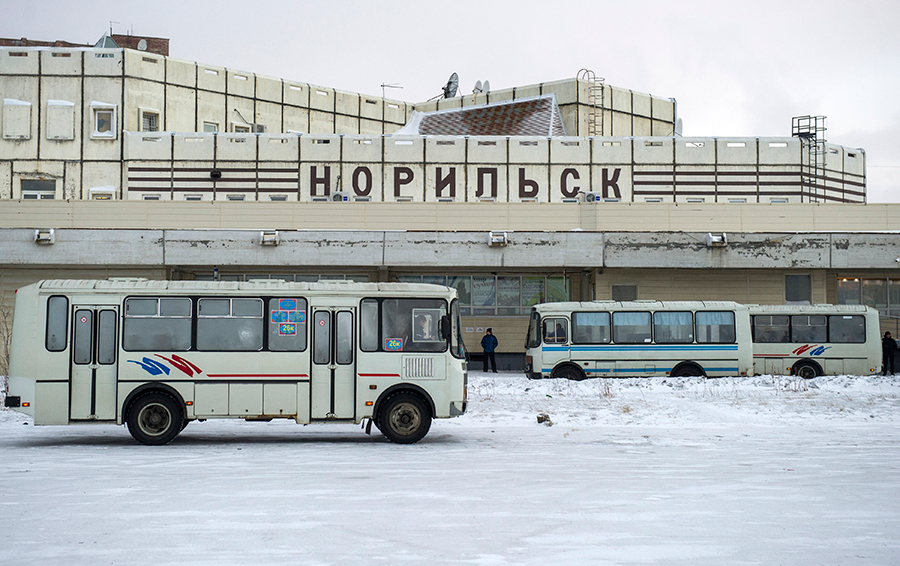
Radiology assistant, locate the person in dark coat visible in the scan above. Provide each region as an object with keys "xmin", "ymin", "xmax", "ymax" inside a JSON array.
[
  {"xmin": 481, "ymin": 328, "xmax": 498, "ymax": 373},
  {"xmin": 883, "ymin": 332, "xmax": 897, "ymax": 376}
]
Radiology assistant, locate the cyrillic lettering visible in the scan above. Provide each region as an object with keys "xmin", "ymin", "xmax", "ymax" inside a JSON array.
[
  {"xmin": 394, "ymin": 167, "xmax": 414, "ymax": 197},
  {"xmin": 518, "ymin": 168, "xmax": 539, "ymax": 198},
  {"xmin": 602, "ymin": 167, "xmax": 622, "ymax": 199},
  {"xmin": 352, "ymin": 166, "xmax": 372, "ymax": 197},
  {"xmin": 476, "ymin": 167, "xmax": 497, "ymax": 198},
  {"xmin": 560, "ymin": 168, "xmax": 580, "ymax": 198},
  {"xmin": 310, "ymin": 165, "xmax": 330, "ymax": 197},
  {"xmin": 435, "ymin": 167, "xmax": 456, "ymax": 198}
]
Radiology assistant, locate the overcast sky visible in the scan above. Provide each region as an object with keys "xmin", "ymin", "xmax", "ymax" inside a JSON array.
[{"xmin": 6, "ymin": 0, "xmax": 900, "ymax": 202}]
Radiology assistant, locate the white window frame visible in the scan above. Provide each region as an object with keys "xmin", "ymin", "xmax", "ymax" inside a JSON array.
[
  {"xmin": 2, "ymin": 98, "xmax": 32, "ymax": 140},
  {"xmin": 139, "ymin": 108, "xmax": 160, "ymax": 133},
  {"xmin": 231, "ymin": 122, "xmax": 251, "ymax": 133},
  {"xmin": 20, "ymin": 179, "xmax": 57, "ymax": 200},
  {"xmin": 90, "ymin": 102, "xmax": 117, "ymax": 139},
  {"xmin": 202, "ymin": 121, "xmax": 219, "ymax": 133}
]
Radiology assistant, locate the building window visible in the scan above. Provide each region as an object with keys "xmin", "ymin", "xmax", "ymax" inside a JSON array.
[
  {"xmin": 202, "ymin": 121, "xmax": 219, "ymax": 133},
  {"xmin": 140, "ymin": 109, "xmax": 160, "ymax": 132},
  {"xmin": 46, "ymin": 100, "xmax": 75, "ymax": 140},
  {"xmin": 2, "ymin": 98, "xmax": 32, "ymax": 140},
  {"xmin": 837, "ymin": 277, "xmax": 900, "ymax": 316},
  {"xmin": 226, "ymin": 194, "xmax": 246, "ymax": 201},
  {"xmin": 837, "ymin": 278, "xmax": 861, "ymax": 305},
  {"xmin": 142, "ymin": 194, "xmax": 161, "ymax": 200},
  {"xmin": 611, "ymin": 284, "xmax": 637, "ymax": 302},
  {"xmin": 184, "ymin": 194, "xmax": 203, "ymax": 201},
  {"xmin": 269, "ymin": 195, "xmax": 288, "ymax": 201},
  {"xmin": 91, "ymin": 102, "xmax": 117, "ymax": 139},
  {"xmin": 397, "ymin": 275, "xmax": 569, "ymax": 316},
  {"xmin": 785, "ymin": 274, "xmax": 811, "ymax": 304},
  {"xmin": 231, "ymin": 123, "xmax": 250, "ymax": 133},
  {"xmin": 21, "ymin": 179, "xmax": 56, "ymax": 199}
]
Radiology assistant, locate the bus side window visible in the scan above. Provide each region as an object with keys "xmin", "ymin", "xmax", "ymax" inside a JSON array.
[
  {"xmin": 828, "ymin": 315, "xmax": 865, "ymax": 343},
  {"xmin": 572, "ymin": 311, "xmax": 610, "ymax": 344},
  {"xmin": 46, "ymin": 295, "xmax": 69, "ymax": 351},
  {"xmin": 543, "ymin": 318, "xmax": 568, "ymax": 344},
  {"xmin": 360, "ymin": 299, "xmax": 379, "ymax": 352},
  {"xmin": 268, "ymin": 298, "xmax": 307, "ymax": 352},
  {"xmin": 696, "ymin": 311, "xmax": 736, "ymax": 343}
]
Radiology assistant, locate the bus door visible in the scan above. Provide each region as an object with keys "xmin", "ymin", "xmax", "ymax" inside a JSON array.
[
  {"xmin": 310, "ymin": 306, "xmax": 356, "ymax": 419},
  {"xmin": 70, "ymin": 305, "xmax": 118, "ymax": 421}
]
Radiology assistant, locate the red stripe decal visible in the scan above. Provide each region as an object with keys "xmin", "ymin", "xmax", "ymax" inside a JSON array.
[{"xmin": 206, "ymin": 374, "xmax": 309, "ymax": 378}]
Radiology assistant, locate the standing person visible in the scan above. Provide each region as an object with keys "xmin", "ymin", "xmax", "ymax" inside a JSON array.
[
  {"xmin": 481, "ymin": 328, "xmax": 498, "ymax": 373},
  {"xmin": 883, "ymin": 332, "xmax": 897, "ymax": 376}
]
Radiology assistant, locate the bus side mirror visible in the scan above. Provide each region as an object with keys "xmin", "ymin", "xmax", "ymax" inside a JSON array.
[{"xmin": 440, "ymin": 315, "xmax": 452, "ymax": 340}]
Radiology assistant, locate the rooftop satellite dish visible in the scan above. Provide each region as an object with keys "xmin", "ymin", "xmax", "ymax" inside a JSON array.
[
  {"xmin": 483, "ymin": 80, "xmax": 490, "ymax": 93},
  {"xmin": 137, "ymin": 39, "xmax": 147, "ymax": 51},
  {"xmin": 474, "ymin": 80, "xmax": 482, "ymax": 93},
  {"xmin": 443, "ymin": 72, "xmax": 458, "ymax": 98}
]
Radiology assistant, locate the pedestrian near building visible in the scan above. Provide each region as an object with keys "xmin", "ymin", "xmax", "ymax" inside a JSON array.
[
  {"xmin": 481, "ymin": 328, "xmax": 498, "ymax": 373},
  {"xmin": 883, "ymin": 332, "xmax": 897, "ymax": 376}
]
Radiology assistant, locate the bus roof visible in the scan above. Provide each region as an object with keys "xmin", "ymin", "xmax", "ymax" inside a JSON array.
[
  {"xmin": 24, "ymin": 279, "xmax": 456, "ymax": 297},
  {"xmin": 531, "ymin": 300, "xmax": 747, "ymax": 312},
  {"xmin": 746, "ymin": 304, "xmax": 875, "ymax": 314}
]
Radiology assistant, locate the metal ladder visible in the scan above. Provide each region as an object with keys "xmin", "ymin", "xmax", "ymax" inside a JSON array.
[
  {"xmin": 577, "ymin": 69, "xmax": 605, "ymax": 136},
  {"xmin": 792, "ymin": 115, "xmax": 827, "ymax": 202}
]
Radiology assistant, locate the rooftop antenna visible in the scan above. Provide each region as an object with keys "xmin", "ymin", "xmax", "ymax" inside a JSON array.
[
  {"xmin": 427, "ymin": 72, "xmax": 460, "ymax": 101},
  {"xmin": 381, "ymin": 82, "xmax": 402, "ymax": 99},
  {"xmin": 473, "ymin": 80, "xmax": 483, "ymax": 94},
  {"xmin": 443, "ymin": 72, "xmax": 459, "ymax": 98},
  {"xmin": 483, "ymin": 80, "xmax": 490, "ymax": 93},
  {"xmin": 109, "ymin": 21, "xmax": 120, "ymax": 36}
]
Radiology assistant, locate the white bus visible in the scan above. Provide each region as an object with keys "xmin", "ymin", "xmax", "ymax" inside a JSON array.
[
  {"xmin": 749, "ymin": 304, "xmax": 882, "ymax": 378},
  {"xmin": 524, "ymin": 301, "xmax": 753, "ymax": 379},
  {"xmin": 4, "ymin": 279, "xmax": 467, "ymax": 445}
]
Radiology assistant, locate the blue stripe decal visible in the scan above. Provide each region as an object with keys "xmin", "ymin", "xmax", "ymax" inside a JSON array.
[
  {"xmin": 542, "ymin": 367, "xmax": 740, "ymax": 374},
  {"xmin": 543, "ymin": 345, "xmax": 738, "ymax": 352}
]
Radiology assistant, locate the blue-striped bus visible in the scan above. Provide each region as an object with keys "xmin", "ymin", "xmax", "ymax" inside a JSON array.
[{"xmin": 524, "ymin": 301, "xmax": 753, "ymax": 379}]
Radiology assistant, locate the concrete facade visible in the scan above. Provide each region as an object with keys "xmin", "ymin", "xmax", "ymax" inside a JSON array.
[{"xmin": 0, "ymin": 42, "xmax": 896, "ymax": 371}]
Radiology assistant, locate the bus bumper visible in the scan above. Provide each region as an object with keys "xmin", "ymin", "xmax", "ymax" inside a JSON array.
[{"xmin": 450, "ymin": 401, "xmax": 467, "ymax": 416}]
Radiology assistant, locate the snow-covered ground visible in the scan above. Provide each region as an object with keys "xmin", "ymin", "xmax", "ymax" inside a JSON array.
[{"xmin": 2, "ymin": 372, "xmax": 899, "ymax": 565}]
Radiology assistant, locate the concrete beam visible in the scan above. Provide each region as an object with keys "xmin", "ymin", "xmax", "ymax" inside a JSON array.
[
  {"xmin": 382, "ymin": 231, "xmax": 604, "ymax": 268},
  {"xmin": 0, "ymin": 228, "xmax": 164, "ymax": 266},
  {"xmin": 162, "ymin": 230, "xmax": 385, "ymax": 267},
  {"xmin": 1, "ymin": 228, "xmax": 898, "ymax": 271},
  {"xmin": 603, "ymin": 232, "xmax": 834, "ymax": 269}
]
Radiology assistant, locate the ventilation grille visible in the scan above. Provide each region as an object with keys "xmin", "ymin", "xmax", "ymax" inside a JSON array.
[{"xmin": 405, "ymin": 357, "xmax": 435, "ymax": 378}]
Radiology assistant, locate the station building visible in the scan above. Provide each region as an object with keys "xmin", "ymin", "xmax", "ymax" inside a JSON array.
[{"xmin": 0, "ymin": 35, "xmax": 897, "ymax": 371}]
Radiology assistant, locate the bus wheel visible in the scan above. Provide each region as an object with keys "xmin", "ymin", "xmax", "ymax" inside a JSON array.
[
  {"xmin": 794, "ymin": 362, "xmax": 819, "ymax": 380},
  {"xmin": 671, "ymin": 364, "xmax": 704, "ymax": 377},
  {"xmin": 127, "ymin": 392, "xmax": 184, "ymax": 446},
  {"xmin": 552, "ymin": 365, "xmax": 587, "ymax": 381},
  {"xmin": 378, "ymin": 392, "xmax": 431, "ymax": 444}
]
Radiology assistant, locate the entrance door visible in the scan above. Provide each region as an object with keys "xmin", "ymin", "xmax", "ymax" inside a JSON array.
[
  {"xmin": 310, "ymin": 307, "xmax": 356, "ymax": 419},
  {"xmin": 71, "ymin": 306, "xmax": 118, "ymax": 421}
]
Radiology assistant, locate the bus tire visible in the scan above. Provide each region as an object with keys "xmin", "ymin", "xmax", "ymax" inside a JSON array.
[
  {"xmin": 552, "ymin": 364, "xmax": 587, "ymax": 381},
  {"xmin": 377, "ymin": 392, "xmax": 432, "ymax": 444},
  {"xmin": 126, "ymin": 391, "xmax": 184, "ymax": 446},
  {"xmin": 793, "ymin": 361, "xmax": 820, "ymax": 380},
  {"xmin": 671, "ymin": 363, "xmax": 705, "ymax": 377}
]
